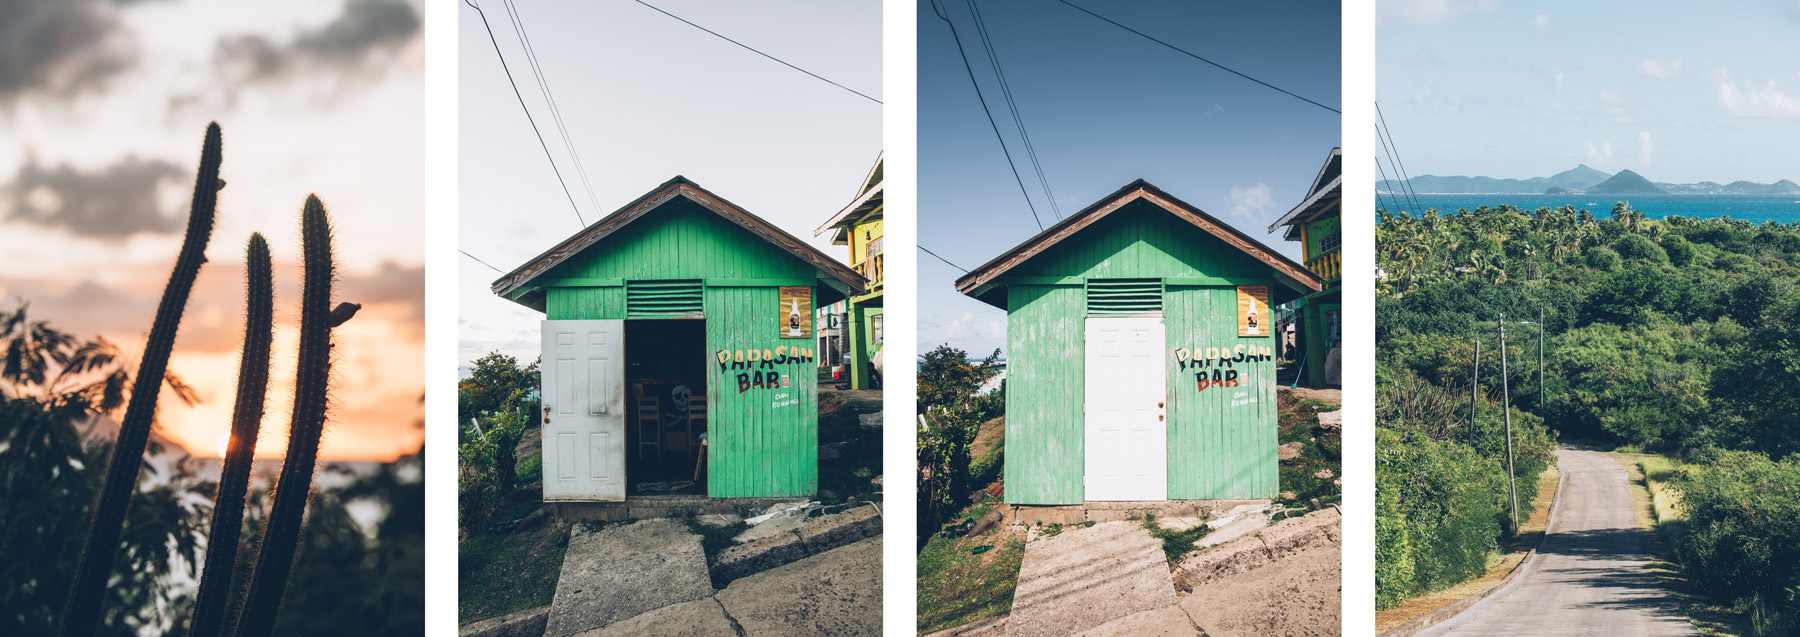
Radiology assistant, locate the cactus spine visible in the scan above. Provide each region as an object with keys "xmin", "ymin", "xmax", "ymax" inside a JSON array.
[
  {"xmin": 188, "ymin": 233, "xmax": 274, "ymax": 637},
  {"xmin": 61, "ymin": 122, "xmax": 222, "ymax": 637},
  {"xmin": 232, "ymin": 195, "xmax": 336, "ymax": 637}
]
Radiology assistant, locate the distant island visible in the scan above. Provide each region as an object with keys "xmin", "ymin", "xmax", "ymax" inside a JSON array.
[{"xmin": 1377, "ymin": 164, "xmax": 1800, "ymax": 195}]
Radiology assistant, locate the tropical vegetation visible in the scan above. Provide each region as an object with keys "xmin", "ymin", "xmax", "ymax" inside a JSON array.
[{"xmin": 1376, "ymin": 201, "xmax": 1800, "ymax": 629}]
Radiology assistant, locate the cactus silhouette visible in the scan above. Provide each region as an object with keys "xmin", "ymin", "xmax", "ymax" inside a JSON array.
[
  {"xmin": 61, "ymin": 122, "xmax": 222, "ymax": 637},
  {"xmin": 232, "ymin": 195, "xmax": 341, "ymax": 637},
  {"xmin": 188, "ymin": 233, "xmax": 274, "ymax": 637}
]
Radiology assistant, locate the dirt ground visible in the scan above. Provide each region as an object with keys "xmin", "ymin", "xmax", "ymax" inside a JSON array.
[{"xmin": 1179, "ymin": 543, "xmax": 1342, "ymax": 637}]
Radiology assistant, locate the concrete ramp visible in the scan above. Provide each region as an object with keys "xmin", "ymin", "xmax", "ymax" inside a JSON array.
[
  {"xmin": 1008, "ymin": 522, "xmax": 1179, "ymax": 637},
  {"xmin": 544, "ymin": 519, "xmax": 713, "ymax": 637}
]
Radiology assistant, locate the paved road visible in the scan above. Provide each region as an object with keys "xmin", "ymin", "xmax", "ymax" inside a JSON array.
[{"xmin": 1423, "ymin": 448, "xmax": 1694, "ymax": 636}]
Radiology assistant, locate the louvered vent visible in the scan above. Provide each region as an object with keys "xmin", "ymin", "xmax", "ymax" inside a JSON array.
[
  {"xmin": 626, "ymin": 280, "xmax": 703, "ymax": 318},
  {"xmin": 1086, "ymin": 279, "xmax": 1163, "ymax": 316}
]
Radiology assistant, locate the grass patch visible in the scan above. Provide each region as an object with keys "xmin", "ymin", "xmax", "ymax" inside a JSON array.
[
  {"xmin": 458, "ymin": 500, "xmax": 569, "ymax": 626},
  {"xmin": 916, "ymin": 530, "xmax": 1026, "ymax": 634},
  {"xmin": 1143, "ymin": 517, "xmax": 1213, "ymax": 563},
  {"xmin": 1638, "ymin": 456, "xmax": 1685, "ymax": 523},
  {"xmin": 1277, "ymin": 394, "xmax": 1343, "ymax": 509}
]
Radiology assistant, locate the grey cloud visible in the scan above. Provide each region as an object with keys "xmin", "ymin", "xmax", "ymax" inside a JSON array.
[
  {"xmin": 4, "ymin": 155, "xmax": 191, "ymax": 239},
  {"xmin": 342, "ymin": 261, "xmax": 423, "ymax": 322},
  {"xmin": 0, "ymin": 0, "xmax": 137, "ymax": 104},
  {"xmin": 214, "ymin": 0, "xmax": 420, "ymax": 85}
]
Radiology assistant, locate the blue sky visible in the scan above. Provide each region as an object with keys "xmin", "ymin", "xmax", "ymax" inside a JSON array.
[
  {"xmin": 1378, "ymin": 0, "xmax": 1800, "ymax": 183},
  {"xmin": 459, "ymin": 1, "xmax": 881, "ymax": 371},
  {"xmin": 918, "ymin": 0, "xmax": 1340, "ymax": 357}
]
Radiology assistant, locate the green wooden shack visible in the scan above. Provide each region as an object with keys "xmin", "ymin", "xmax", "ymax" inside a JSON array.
[
  {"xmin": 492, "ymin": 176, "xmax": 867, "ymax": 501},
  {"xmin": 954, "ymin": 180, "xmax": 1321, "ymax": 504}
]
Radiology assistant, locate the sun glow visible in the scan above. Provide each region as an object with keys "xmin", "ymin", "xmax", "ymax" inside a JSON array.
[{"xmin": 217, "ymin": 432, "xmax": 230, "ymax": 459}]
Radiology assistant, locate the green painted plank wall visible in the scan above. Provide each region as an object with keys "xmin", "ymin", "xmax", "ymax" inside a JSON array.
[
  {"xmin": 546, "ymin": 286, "xmax": 624, "ymax": 320},
  {"xmin": 1004, "ymin": 284, "xmax": 1085, "ymax": 505},
  {"xmin": 704, "ymin": 285, "xmax": 818, "ymax": 498},
  {"xmin": 546, "ymin": 199, "xmax": 816, "ymax": 283},
  {"xmin": 1164, "ymin": 286, "xmax": 1279, "ymax": 499},
  {"xmin": 1006, "ymin": 201, "xmax": 1269, "ymax": 282}
]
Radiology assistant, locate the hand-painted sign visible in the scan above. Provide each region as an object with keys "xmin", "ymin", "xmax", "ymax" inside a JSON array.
[
  {"xmin": 780, "ymin": 286, "xmax": 813, "ymax": 339},
  {"xmin": 1237, "ymin": 286, "xmax": 1270, "ymax": 337},
  {"xmin": 715, "ymin": 346, "xmax": 816, "ymax": 394},
  {"xmin": 1172, "ymin": 344, "xmax": 1274, "ymax": 393}
]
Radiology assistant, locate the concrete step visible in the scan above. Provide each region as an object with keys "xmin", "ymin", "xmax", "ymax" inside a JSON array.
[
  {"xmin": 710, "ymin": 504, "xmax": 883, "ymax": 587},
  {"xmin": 714, "ymin": 536, "xmax": 884, "ymax": 636},
  {"xmin": 1009, "ymin": 521, "xmax": 1179, "ymax": 637},
  {"xmin": 544, "ymin": 519, "xmax": 713, "ymax": 637}
]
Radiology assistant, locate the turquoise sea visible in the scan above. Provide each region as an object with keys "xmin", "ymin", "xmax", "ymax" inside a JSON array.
[{"xmin": 1378, "ymin": 194, "xmax": 1800, "ymax": 224}]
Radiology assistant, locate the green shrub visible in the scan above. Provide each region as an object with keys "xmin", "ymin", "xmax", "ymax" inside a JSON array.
[
  {"xmin": 1664, "ymin": 235, "xmax": 1696, "ymax": 267},
  {"xmin": 1375, "ymin": 428, "xmax": 1506, "ymax": 600},
  {"xmin": 1585, "ymin": 245, "xmax": 1621, "ymax": 271},
  {"xmin": 1614, "ymin": 233, "xmax": 1668, "ymax": 263},
  {"xmin": 1670, "ymin": 451, "xmax": 1800, "ymax": 624}
]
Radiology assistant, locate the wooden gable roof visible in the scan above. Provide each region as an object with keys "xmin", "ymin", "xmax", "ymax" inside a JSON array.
[
  {"xmin": 954, "ymin": 179, "xmax": 1321, "ymax": 306},
  {"xmin": 492, "ymin": 176, "xmax": 867, "ymax": 311},
  {"xmin": 1269, "ymin": 147, "xmax": 1341, "ymax": 240}
]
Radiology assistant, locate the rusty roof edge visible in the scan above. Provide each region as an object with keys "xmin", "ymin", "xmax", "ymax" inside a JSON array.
[
  {"xmin": 952, "ymin": 179, "xmax": 1153, "ymax": 294},
  {"xmin": 491, "ymin": 175, "xmax": 868, "ymax": 300},
  {"xmin": 672, "ymin": 182, "xmax": 868, "ymax": 295},
  {"xmin": 490, "ymin": 177, "xmax": 687, "ymax": 298}
]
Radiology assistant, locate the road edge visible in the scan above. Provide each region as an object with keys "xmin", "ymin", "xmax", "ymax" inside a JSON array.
[{"xmin": 1378, "ymin": 449, "xmax": 1571, "ymax": 637}]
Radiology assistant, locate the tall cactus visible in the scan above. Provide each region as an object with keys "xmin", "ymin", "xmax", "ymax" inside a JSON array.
[
  {"xmin": 188, "ymin": 233, "xmax": 274, "ymax": 637},
  {"xmin": 61, "ymin": 122, "xmax": 222, "ymax": 637},
  {"xmin": 232, "ymin": 195, "xmax": 338, "ymax": 637}
]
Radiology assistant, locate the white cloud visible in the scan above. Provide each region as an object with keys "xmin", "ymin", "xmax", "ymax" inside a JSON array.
[
  {"xmin": 1635, "ymin": 131, "xmax": 1654, "ymax": 167},
  {"xmin": 1378, "ymin": 0, "xmax": 1498, "ymax": 24},
  {"xmin": 1584, "ymin": 140, "xmax": 1615, "ymax": 164},
  {"xmin": 1640, "ymin": 57, "xmax": 1683, "ymax": 79},
  {"xmin": 1600, "ymin": 88, "xmax": 1631, "ymax": 123},
  {"xmin": 1204, "ymin": 102, "xmax": 1227, "ymax": 116},
  {"xmin": 1225, "ymin": 184, "xmax": 1275, "ymax": 228},
  {"xmin": 1713, "ymin": 69, "xmax": 1800, "ymax": 118},
  {"xmin": 1531, "ymin": 13, "xmax": 1552, "ymax": 32},
  {"xmin": 1553, "ymin": 72, "xmax": 1565, "ymax": 91},
  {"xmin": 1411, "ymin": 84, "xmax": 1435, "ymax": 104}
]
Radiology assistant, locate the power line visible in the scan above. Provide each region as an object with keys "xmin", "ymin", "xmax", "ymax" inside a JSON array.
[
  {"xmin": 1373, "ymin": 152, "xmax": 1407, "ymax": 215},
  {"xmin": 464, "ymin": 0, "xmax": 586, "ymax": 228},
  {"xmin": 503, "ymin": 0, "xmax": 602, "ymax": 216},
  {"xmin": 930, "ymin": 0, "xmax": 1045, "ymax": 231},
  {"xmin": 1058, "ymin": 0, "xmax": 1340, "ymax": 115},
  {"xmin": 1377, "ymin": 102, "xmax": 1427, "ymax": 215},
  {"xmin": 919, "ymin": 245, "xmax": 970, "ymax": 272},
  {"xmin": 633, "ymin": 0, "xmax": 881, "ymax": 104},
  {"xmin": 1375, "ymin": 124, "xmax": 1414, "ymax": 216},
  {"xmin": 461, "ymin": 249, "xmax": 505, "ymax": 274},
  {"xmin": 967, "ymin": 0, "xmax": 1061, "ymax": 220}
]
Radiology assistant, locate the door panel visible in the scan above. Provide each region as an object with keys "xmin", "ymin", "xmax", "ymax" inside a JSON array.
[
  {"xmin": 1084, "ymin": 317, "xmax": 1168, "ymax": 501},
  {"xmin": 541, "ymin": 319, "xmax": 625, "ymax": 501}
]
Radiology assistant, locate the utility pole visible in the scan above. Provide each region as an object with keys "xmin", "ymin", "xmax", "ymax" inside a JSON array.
[
  {"xmin": 1499, "ymin": 313, "xmax": 1518, "ymax": 533},
  {"xmin": 1469, "ymin": 339, "xmax": 1480, "ymax": 445},
  {"xmin": 1537, "ymin": 307, "xmax": 1546, "ymax": 417}
]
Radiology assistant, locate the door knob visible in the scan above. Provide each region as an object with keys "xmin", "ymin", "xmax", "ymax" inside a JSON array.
[
  {"xmin": 1158, "ymin": 402, "xmax": 1164, "ymax": 408},
  {"xmin": 1158, "ymin": 415, "xmax": 1164, "ymax": 421}
]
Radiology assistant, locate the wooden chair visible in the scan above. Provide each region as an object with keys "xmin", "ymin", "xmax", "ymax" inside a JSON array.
[
  {"xmin": 690, "ymin": 396, "xmax": 709, "ymax": 480},
  {"xmin": 636, "ymin": 395, "xmax": 660, "ymax": 459}
]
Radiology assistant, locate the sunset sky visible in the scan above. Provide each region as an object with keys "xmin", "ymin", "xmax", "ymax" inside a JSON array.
[{"xmin": 0, "ymin": 0, "xmax": 424, "ymax": 461}]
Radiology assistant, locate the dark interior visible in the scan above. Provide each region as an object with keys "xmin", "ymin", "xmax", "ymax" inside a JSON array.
[{"xmin": 624, "ymin": 319, "xmax": 708, "ymax": 495}]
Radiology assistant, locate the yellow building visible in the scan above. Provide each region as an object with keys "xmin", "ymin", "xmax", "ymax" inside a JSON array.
[{"xmin": 816, "ymin": 153, "xmax": 884, "ymax": 389}]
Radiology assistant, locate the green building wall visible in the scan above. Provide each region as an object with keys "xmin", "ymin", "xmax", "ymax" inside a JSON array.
[
  {"xmin": 535, "ymin": 200, "xmax": 825, "ymax": 498},
  {"xmin": 996, "ymin": 201, "xmax": 1282, "ymax": 504}
]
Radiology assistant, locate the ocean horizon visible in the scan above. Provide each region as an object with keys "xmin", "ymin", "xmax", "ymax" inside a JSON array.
[{"xmin": 1376, "ymin": 193, "xmax": 1800, "ymax": 224}]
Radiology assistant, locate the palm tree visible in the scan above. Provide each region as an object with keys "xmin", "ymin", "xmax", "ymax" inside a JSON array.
[{"xmin": 1, "ymin": 301, "xmax": 76, "ymax": 392}]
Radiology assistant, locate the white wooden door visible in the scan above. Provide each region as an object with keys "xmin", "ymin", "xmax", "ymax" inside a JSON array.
[
  {"xmin": 540, "ymin": 320, "xmax": 625, "ymax": 501},
  {"xmin": 1084, "ymin": 317, "xmax": 1168, "ymax": 501}
]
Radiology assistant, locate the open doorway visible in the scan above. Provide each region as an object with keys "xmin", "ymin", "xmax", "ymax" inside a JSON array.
[{"xmin": 624, "ymin": 319, "xmax": 708, "ymax": 496}]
